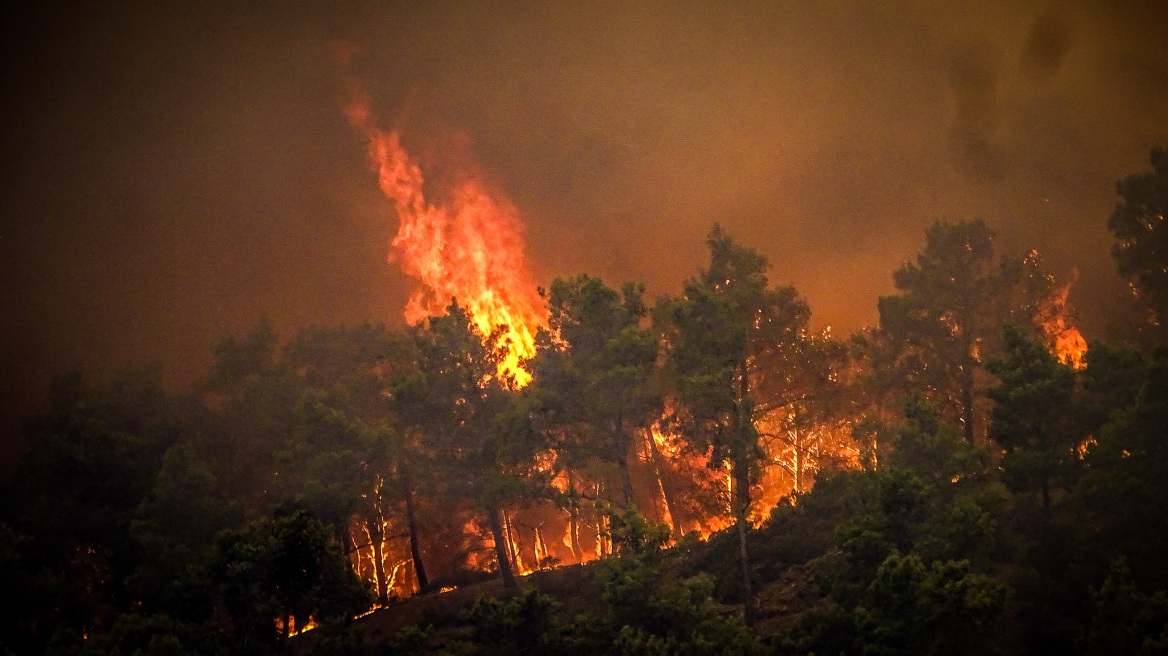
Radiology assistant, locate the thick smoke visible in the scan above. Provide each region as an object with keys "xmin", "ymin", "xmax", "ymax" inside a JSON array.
[
  {"xmin": 948, "ymin": 41, "xmax": 1005, "ymax": 182},
  {"xmin": 1018, "ymin": 8, "xmax": 1075, "ymax": 88},
  {"xmin": 0, "ymin": 1, "xmax": 1166, "ymax": 456}
]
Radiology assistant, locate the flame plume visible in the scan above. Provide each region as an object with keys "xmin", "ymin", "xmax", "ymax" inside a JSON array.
[
  {"xmin": 1037, "ymin": 268, "xmax": 1088, "ymax": 369},
  {"xmin": 342, "ymin": 81, "xmax": 545, "ymax": 384}
]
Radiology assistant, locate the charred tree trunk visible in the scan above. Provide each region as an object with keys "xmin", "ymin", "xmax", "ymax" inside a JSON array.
[
  {"xmin": 405, "ymin": 488, "xmax": 428, "ymax": 592},
  {"xmin": 339, "ymin": 518, "xmax": 355, "ymax": 557},
  {"xmin": 486, "ymin": 506, "xmax": 518, "ymax": 592},
  {"xmin": 534, "ymin": 526, "xmax": 549, "ymax": 566},
  {"xmin": 616, "ymin": 414, "xmax": 636, "ymax": 507},
  {"xmin": 733, "ymin": 454, "xmax": 756, "ymax": 627},
  {"xmin": 366, "ymin": 516, "xmax": 389, "ymax": 606},
  {"xmin": 736, "ymin": 362, "xmax": 756, "ymax": 627},
  {"xmin": 617, "ymin": 453, "xmax": 636, "ymax": 509}
]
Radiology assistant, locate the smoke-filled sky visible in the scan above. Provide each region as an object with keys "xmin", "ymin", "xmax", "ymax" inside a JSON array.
[{"xmin": 2, "ymin": 1, "xmax": 1167, "ymax": 439}]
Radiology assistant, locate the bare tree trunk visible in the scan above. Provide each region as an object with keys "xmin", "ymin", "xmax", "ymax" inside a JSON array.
[
  {"xmin": 340, "ymin": 518, "xmax": 355, "ymax": 557},
  {"xmin": 503, "ymin": 511, "xmax": 523, "ymax": 574},
  {"xmin": 367, "ymin": 516, "xmax": 389, "ymax": 606},
  {"xmin": 617, "ymin": 455, "xmax": 635, "ymax": 509},
  {"xmin": 567, "ymin": 471, "xmax": 584, "ymax": 563},
  {"xmin": 595, "ymin": 482, "xmax": 609, "ymax": 557},
  {"xmin": 486, "ymin": 506, "xmax": 518, "ymax": 592},
  {"xmin": 405, "ymin": 488, "xmax": 428, "ymax": 592},
  {"xmin": 534, "ymin": 526, "xmax": 549, "ymax": 566},
  {"xmin": 615, "ymin": 414, "xmax": 636, "ymax": 507}
]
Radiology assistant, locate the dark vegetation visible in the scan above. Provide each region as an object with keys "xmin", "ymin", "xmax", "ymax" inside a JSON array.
[{"xmin": 2, "ymin": 150, "xmax": 1168, "ymax": 654}]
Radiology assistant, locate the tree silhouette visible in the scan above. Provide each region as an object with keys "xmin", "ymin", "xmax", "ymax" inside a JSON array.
[
  {"xmin": 1109, "ymin": 147, "xmax": 1168, "ymax": 334},
  {"xmin": 658, "ymin": 224, "xmax": 810, "ymax": 625}
]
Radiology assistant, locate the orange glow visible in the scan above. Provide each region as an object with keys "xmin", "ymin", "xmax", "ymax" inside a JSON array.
[
  {"xmin": 332, "ymin": 54, "xmax": 868, "ymax": 596},
  {"xmin": 503, "ymin": 511, "xmax": 533, "ymax": 575},
  {"xmin": 278, "ymin": 615, "xmax": 318, "ymax": 637},
  {"xmin": 1038, "ymin": 269, "xmax": 1088, "ymax": 369},
  {"xmin": 342, "ymin": 81, "xmax": 545, "ymax": 385}
]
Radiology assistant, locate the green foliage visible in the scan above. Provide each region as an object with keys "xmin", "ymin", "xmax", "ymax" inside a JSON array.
[
  {"xmin": 396, "ymin": 302, "xmax": 552, "ymax": 590},
  {"xmin": 10, "ymin": 221, "xmax": 1168, "ymax": 656},
  {"xmin": 382, "ymin": 625, "xmax": 432, "ymax": 654},
  {"xmin": 785, "ymin": 552, "xmax": 1009, "ymax": 656},
  {"xmin": 595, "ymin": 509, "xmax": 763, "ymax": 654},
  {"xmin": 399, "ymin": 303, "xmax": 543, "ymax": 509},
  {"xmin": 452, "ymin": 508, "xmax": 764, "ymax": 655},
  {"xmin": 129, "ymin": 441, "xmax": 238, "ymax": 619},
  {"xmin": 987, "ymin": 324, "xmax": 1080, "ymax": 512},
  {"xmin": 531, "ymin": 274, "xmax": 661, "ymax": 503},
  {"xmin": 1072, "ymin": 347, "xmax": 1168, "ymax": 589},
  {"xmin": 42, "ymin": 613, "xmax": 223, "ymax": 656},
  {"xmin": 1079, "ymin": 341, "xmax": 1147, "ymax": 429},
  {"xmin": 461, "ymin": 588, "xmax": 563, "ymax": 652},
  {"xmin": 877, "ymin": 219, "xmax": 1051, "ymax": 441},
  {"xmin": 210, "ymin": 504, "xmax": 371, "ymax": 648},
  {"xmin": 1081, "ymin": 559, "xmax": 1168, "ymax": 656},
  {"xmin": 888, "ymin": 396, "xmax": 991, "ymax": 483},
  {"xmin": 781, "ymin": 398, "xmax": 1011, "ymax": 655},
  {"xmin": 1109, "ymin": 147, "xmax": 1168, "ymax": 331},
  {"xmin": 853, "ymin": 553, "xmax": 1009, "ymax": 656},
  {"xmin": 658, "ymin": 224, "xmax": 816, "ymax": 624},
  {"xmin": 0, "ymin": 366, "xmax": 182, "ymax": 646}
]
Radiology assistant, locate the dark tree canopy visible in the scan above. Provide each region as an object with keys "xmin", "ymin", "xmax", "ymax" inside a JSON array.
[
  {"xmin": 397, "ymin": 301, "xmax": 550, "ymax": 591},
  {"xmin": 658, "ymin": 224, "xmax": 814, "ymax": 625},
  {"xmin": 878, "ymin": 219, "xmax": 1050, "ymax": 442},
  {"xmin": 530, "ymin": 274, "xmax": 661, "ymax": 505},
  {"xmin": 987, "ymin": 324, "xmax": 1079, "ymax": 515},
  {"xmin": 1109, "ymin": 147, "xmax": 1168, "ymax": 331},
  {"xmin": 6, "ymin": 214, "xmax": 1168, "ymax": 656}
]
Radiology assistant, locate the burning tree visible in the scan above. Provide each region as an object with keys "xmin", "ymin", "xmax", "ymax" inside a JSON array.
[
  {"xmin": 396, "ymin": 302, "xmax": 551, "ymax": 592},
  {"xmin": 877, "ymin": 220, "xmax": 1064, "ymax": 443},
  {"xmin": 657, "ymin": 224, "xmax": 813, "ymax": 625},
  {"xmin": 755, "ymin": 326, "xmax": 854, "ymax": 503},
  {"xmin": 529, "ymin": 275, "xmax": 663, "ymax": 514},
  {"xmin": 275, "ymin": 324, "xmax": 432, "ymax": 604},
  {"xmin": 210, "ymin": 504, "xmax": 370, "ymax": 648}
]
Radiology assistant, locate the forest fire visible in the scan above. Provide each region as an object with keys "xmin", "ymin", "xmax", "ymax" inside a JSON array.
[
  {"xmin": 342, "ymin": 80, "xmax": 545, "ymax": 385},
  {"xmin": 320, "ymin": 53, "xmax": 1113, "ymax": 637},
  {"xmin": 10, "ymin": 5, "xmax": 1168, "ymax": 651},
  {"xmin": 1038, "ymin": 269, "xmax": 1089, "ymax": 369}
]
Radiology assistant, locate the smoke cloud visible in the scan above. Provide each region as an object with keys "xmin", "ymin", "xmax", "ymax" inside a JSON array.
[{"xmin": 1, "ymin": 0, "xmax": 1166, "ymax": 452}]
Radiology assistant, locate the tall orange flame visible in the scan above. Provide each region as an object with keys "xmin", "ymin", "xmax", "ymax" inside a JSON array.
[
  {"xmin": 1038, "ymin": 268, "xmax": 1088, "ymax": 369},
  {"xmin": 342, "ymin": 81, "xmax": 545, "ymax": 384}
]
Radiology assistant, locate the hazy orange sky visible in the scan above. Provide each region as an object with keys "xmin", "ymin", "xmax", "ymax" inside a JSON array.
[{"xmin": 2, "ymin": 1, "xmax": 1167, "ymax": 434}]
